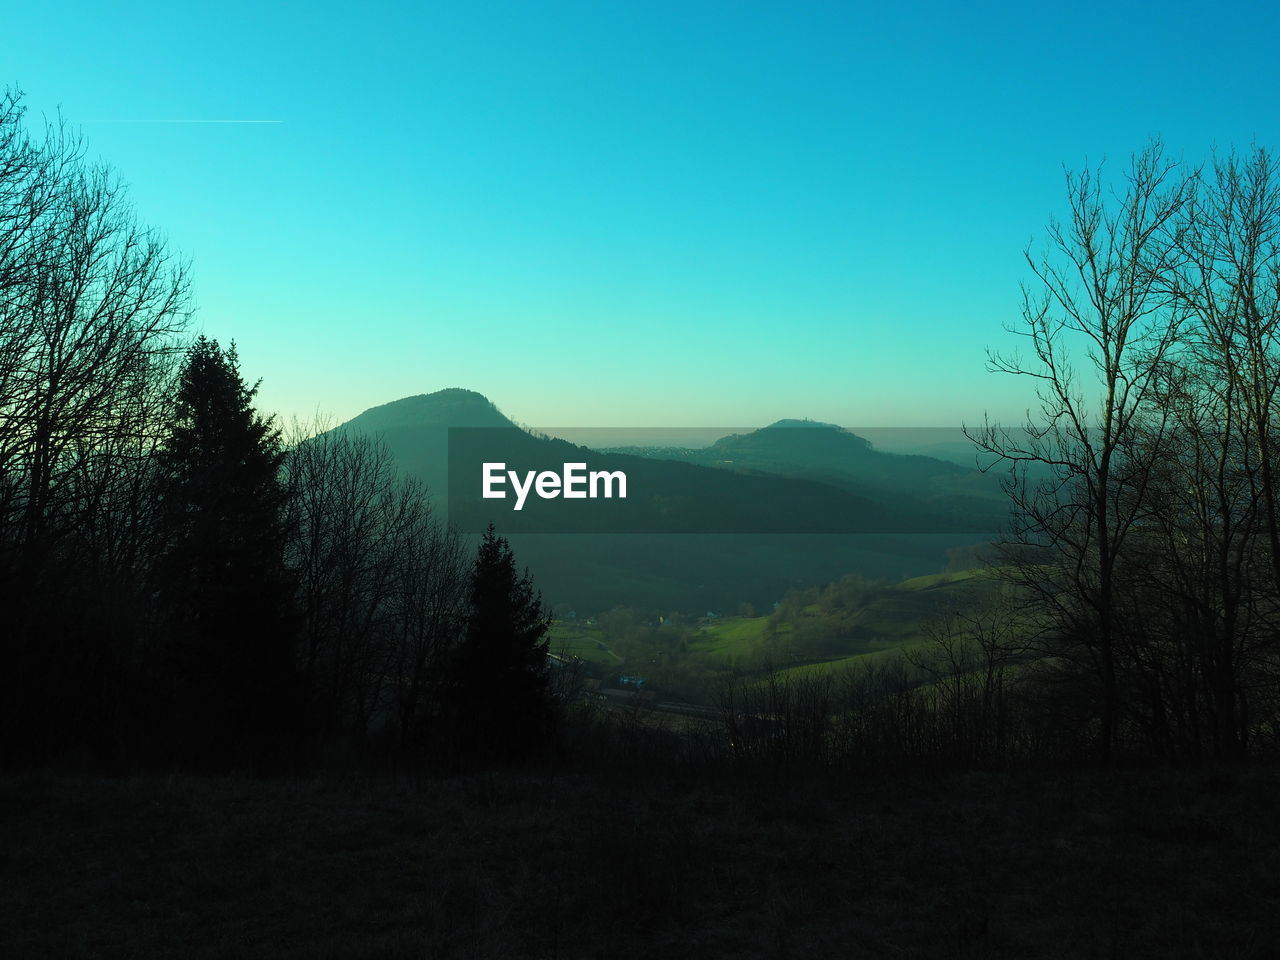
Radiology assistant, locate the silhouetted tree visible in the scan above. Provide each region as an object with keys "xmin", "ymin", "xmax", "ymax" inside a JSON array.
[
  {"xmin": 1131, "ymin": 146, "xmax": 1280, "ymax": 760},
  {"xmin": 153, "ymin": 337, "xmax": 296, "ymax": 767},
  {"xmin": 971, "ymin": 143, "xmax": 1280, "ymax": 763},
  {"xmin": 445, "ymin": 524, "xmax": 554, "ymax": 765},
  {"xmin": 0, "ymin": 88, "xmax": 189, "ymax": 765},
  {"xmin": 970, "ymin": 141, "xmax": 1192, "ymax": 761},
  {"xmin": 281, "ymin": 420, "xmax": 469, "ymax": 748}
]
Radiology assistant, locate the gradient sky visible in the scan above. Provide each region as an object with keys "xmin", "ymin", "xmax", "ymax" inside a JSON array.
[{"xmin": 6, "ymin": 1, "xmax": 1278, "ymax": 427}]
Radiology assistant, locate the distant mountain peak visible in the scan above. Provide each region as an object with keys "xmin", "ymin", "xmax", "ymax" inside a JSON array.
[
  {"xmin": 344, "ymin": 388, "xmax": 515, "ymax": 431},
  {"xmin": 764, "ymin": 418, "xmax": 845, "ymax": 431},
  {"xmin": 371, "ymin": 387, "xmax": 495, "ymax": 411},
  {"xmin": 738, "ymin": 419, "xmax": 872, "ymax": 451},
  {"xmin": 425, "ymin": 387, "xmax": 490, "ymax": 401}
]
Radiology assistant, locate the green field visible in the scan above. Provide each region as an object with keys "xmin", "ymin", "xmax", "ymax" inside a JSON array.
[
  {"xmin": 547, "ymin": 621, "xmax": 622, "ymax": 664},
  {"xmin": 687, "ymin": 615, "xmax": 777, "ymax": 665},
  {"xmin": 545, "ymin": 568, "xmax": 1019, "ymax": 704},
  {"xmin": 685, "ymin": 568, "xmax": 999, "ymax": 677}
]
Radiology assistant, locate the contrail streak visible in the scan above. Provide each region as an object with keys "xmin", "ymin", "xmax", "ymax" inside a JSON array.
[{"xmin": 87, "ymin": 120, "xmax": 284, "ymax": 125}]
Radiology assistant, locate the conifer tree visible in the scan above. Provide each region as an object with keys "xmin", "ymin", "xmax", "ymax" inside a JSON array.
[
  {"xmin": 153, "ymin": 336, "xmax": 296, "ymax": 765},
  {"xmin": 447, "ymin": 524, "xmax": 554, "ymax": 764}
]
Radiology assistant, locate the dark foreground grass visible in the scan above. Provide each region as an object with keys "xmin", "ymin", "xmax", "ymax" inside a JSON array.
[{"xmin": 2, "ymin": 765, "xmax": 1278, "ymax": 958}]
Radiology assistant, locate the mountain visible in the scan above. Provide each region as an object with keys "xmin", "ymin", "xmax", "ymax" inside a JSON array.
[
  {"xmin": 323, "ymin": 390, "xmax": 1005, "ymax": 612},
  {"xmin": 607, "ymin": 419, "xmax": 1008, "ymax": 528},
  {"xmin": 333, "ymin": 388, "xmax": 512, "ymax": 492},
  {"xmin": 341, "ymin": 388, "xmax": 514, "ymax": 433},
  {"xmin": 331, "ymin": 392, "xmax": 993, "ymax": 536},
  {"xmin": 764, "ymin": 418, "xmax": 849, "ymax": 430}
]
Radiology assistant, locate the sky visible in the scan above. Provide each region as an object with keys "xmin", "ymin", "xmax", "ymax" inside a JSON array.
[{"xmin": 5, "ymin": 0, "xmax": 1279, "ymax": 428}]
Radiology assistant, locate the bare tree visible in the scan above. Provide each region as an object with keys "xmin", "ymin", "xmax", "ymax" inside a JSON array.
[
  {"xmin": 0, "ymin": 89, "xmax": 190, "ymax": 762},
  {"xmin": 0, "ymin": 92, "xmax": 189, "ymax": 561},
  {"xmin": 282, "ymin": 422, "xmax": 468, "ymax": 747},
  {"xmin": 969, "ymin": 142, "xmax": 1193, "ymax": 760},
  {"xmin": 1135, "ymin": 147, "xmax": 1280, "ymax": 759},
  {"xmin": 907, "ymin": 596, "xmax": 1030, "ymax": 764},
  {"xmin": 1177, "ymin": 150, "xmax": 1280, "ymax": 588}
]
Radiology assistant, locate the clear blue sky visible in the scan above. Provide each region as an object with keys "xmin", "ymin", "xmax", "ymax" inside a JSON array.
[{"xmin": 7, "ymin": 0, "xmax": 1278, "ymax": 427}]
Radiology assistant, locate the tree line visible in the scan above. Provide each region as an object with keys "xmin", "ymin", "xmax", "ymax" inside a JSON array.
[
  {"xmin": 0, "ymin": 91, "xmax": 557, "ymax": 771},
  {"xmin": 970, "ymin": 141, "xmax": 1280, "ymax": 764}
]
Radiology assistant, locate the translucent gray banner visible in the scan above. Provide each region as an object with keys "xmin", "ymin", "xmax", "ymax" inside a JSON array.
[{"xmin": 446, "ymin": 425, "xmax": 1008, "ymax": 535}]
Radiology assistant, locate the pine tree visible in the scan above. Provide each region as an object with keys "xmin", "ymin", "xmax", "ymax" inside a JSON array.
[
  {"xmin": 153, "ymin": 336, "xmax": 296, "ymax": 766},
  {"xmin": 446, "ymin": 524, "xmax": 554, "ymax": 765}
]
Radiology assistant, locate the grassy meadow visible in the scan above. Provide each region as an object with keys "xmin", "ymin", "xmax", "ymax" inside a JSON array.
[{"xmin": 560, "ymin": 568, "xmax": 1004, "ymax": 697}]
